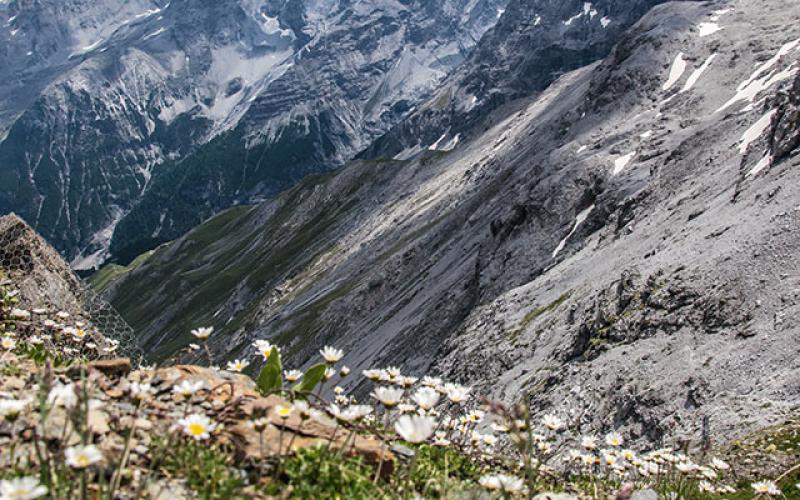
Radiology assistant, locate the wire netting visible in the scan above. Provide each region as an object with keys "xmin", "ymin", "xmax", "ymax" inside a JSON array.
[{"xmin": 0, "ymin": 214, "xmax": 145, "ymax": 365}]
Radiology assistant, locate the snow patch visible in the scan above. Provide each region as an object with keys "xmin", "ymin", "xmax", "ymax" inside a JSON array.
[
  {"xmin": 681, "ymin": 54, "xmax": 716, "ymax": 92},
  {"xmin": 534, "ymin": 15, "xmax": 541, "ymax": 26},
  {"xmin": 718, "ymin": 38, "xmax": 800, "ymax": 112},
  {"xmin": 698, "ymin": 22, "xmax": 721, "ymax": 37},
  {"xmin": 746, "ymin": 154, "xmax": 772, "ymax": 178},
  {"xmin": 639, "ymin": 130, "xmax": 653, "ymax": 139},
  {"xmin": 613, "ymin": 151, "xmax": 636, "ymax": 175},
  {"xmin": 564, "ymin": 3, "xmax": 598, "ymax": 25},
  {"xmin": 600, "ymin": 17, "xmax": 611, "ymax": 28},
  {"xmin": 577, "ymin": 145, "xmax": 588, "ymax": 153},
  {"xmin": 738, "ymin": 110, "xmax": 776, "ymax": 154},
  {"xmin": 663, "ymin": 52, "xmax": 687, "ymax": 91},
  {"xmin": 552, "ymin": 204, "xmax": 595, "ymax": 258},
  {"xmin": 142, "ymin": 27, "xmax": 166, "ymax": 41}
]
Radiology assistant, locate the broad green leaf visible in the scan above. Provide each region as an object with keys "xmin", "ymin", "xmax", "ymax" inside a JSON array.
[
  {"xmin": 293, "ymin": 363, "xmax": 327, "ymax": 393},
  {"xmin": 256, "ymin": 348, "xmax": 282, "ymax": 395}
]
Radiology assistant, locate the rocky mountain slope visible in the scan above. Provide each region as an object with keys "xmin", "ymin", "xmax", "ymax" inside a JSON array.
[
  {"xmin": 103, "ymin": 0, "xmax": 800, "ymax": 448},
  {"xmin": 0, "ymin": 0, "xmax": 506, "ymax": 268},
  {"xmin": 361, "ymin": 0, "xmax": 675, "ymax": 161}
]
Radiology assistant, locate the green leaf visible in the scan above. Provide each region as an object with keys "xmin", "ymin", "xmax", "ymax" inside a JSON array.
[
  {"xmin": 293, "ymin": 363, "xmax": 327, "ymax": 394},
  {"xmin": 256, "ymin": 348, "xmax": 282, "ymax": 395}
]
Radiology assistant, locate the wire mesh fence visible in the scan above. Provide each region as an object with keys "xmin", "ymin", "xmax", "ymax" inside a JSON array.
[{"xmin": 0, "ymin": 213, "xmax": 145, "ymax": 365}]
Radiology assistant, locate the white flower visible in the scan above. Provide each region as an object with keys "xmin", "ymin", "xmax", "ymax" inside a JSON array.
[
  {"xmin": 1, "ymin": 337, "xmax": 15, "ymax": 350},
  {"xmin": 188, "ymin": 343, "xmax": 200, "ymax": 351},
  {"xmin": 327, "ymin": 404, "xmax": 373, "ymax": 422},
  {"xmin": 398, "ymin": 403, "xmax": 416, "ymax": 414},
  {"xmin": 9, "ymin": 308, "xmax": 31, "ymax": 320},
  {"xmin": 129, "ymin": 382, "xmax": 154, "ymax": 401},
  {"xmin": 385, "ymin": 366, "xmax": 402, "ymax": 378},
  {"xmin": 324, "ymin": 367, "xmax": 336, "ymax": 380},
  {"xmin": 56, "ymin": 311, "xmax": 70, "ymax": 320},
  {"xmin": 42, "ymin": 319, "xmax": 57, "ymax": 328},
  {"xmin": 710, "ymin": 457, "xmax": 730, "ymax": 470},
  {"xmin": 372, "ymin": 386, "xmax": 404, "ymax": 407},
  {"xmin": 605, "ymin": 431, "xmax": 624, "ymax": 447},
  {"xmin": 284, "ymin": 369, "xmax": 303, "ymax": 382},
  {"xmin": 412, "ymin": 387, "xmax": 440, "ymax": 410},
  {"xmin": 676, "ymin": 462, "xmax": 698, "ymax": 473},
  {"xmin": 751, "ymin": 481, "xmax": 781, "ymax": 496},
  {"xmin": 31, "ymin": 308, "xmax": 46, "ymax": 315},
  {"xmin": 542, "ymin": 414, "xmax": 564, "ymax": 431},
  {"xmin": 433, "ymin": 431, "xmax": 451, "ymax": 446},
  {"xmin": 319, "ymin": 346, "xmax": 344, "ymax": 364},
  {"xmin": 172, "ymin": 380, "xmax": 205, "ymax": 398},
  {"xmin": 363, "ymin": 369, "xmax": 382, "ymax": 380},
  {"xmin": 0, "ymin": 476, "xmax": 48, "ymax": 499},
  {"xmin": 421, "ymin": 376, "xmax": 442, "ymax": 387},
  {"xmin": 65, "ymin": 445, "xmax": 103, "ymax": 468},
  {"xmin": 443, "ymin": 383, "xmax": 470, "ymax": 403},
  {"xmin": 47, "ymin": 383, "xmax": 78, "ymax": 409},
  {"xmin": 396, "ymin": 376, "xmax": 418, "ymax": 388},
  {"xmin": 698, "ymin": 480, "xmax": 715, "ymax": 493},
  {"xmin": 394, "ymin": 415, "xmax": 436, "ymax": 443},
  {"xmin": 274, "ymin": 405, "xmax": 293, "ymax": 419},
  {"xmin": 483, "ymin": 434, "xmax": 498, "ymax": 446},
  {"xmin": 0, "ymin": 398, "xmax": 30, "ymax": 420},
  {"xmin": 293, "ymin": 400, "xmax": 322, "ymax": 420},
  {"xmin": 190, "ymin": 327, "xmax": 213, "ymax": 340},
  {"xmin": 177, "ymin": 413, "xmax": 217, "ymax": 440},
  {"xmin": 226, "ymin": 359, "xmax": 249, "ymax": 372},
  {"xmin": 339, "ymin": 366, "xmax": 350, "ymax": 376},
  {"xmin": 479, "ymin": 474, "xmax": 524, "ymax": 493},
  {"xmin": 491, "ymin": 422, "xmax": 511, "ymax": 433},
  {"xmin": 253, "ymin": 340, "xmax": 277, "ymax": 359}
]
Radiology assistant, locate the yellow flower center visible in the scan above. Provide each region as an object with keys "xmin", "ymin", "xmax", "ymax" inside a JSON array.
[
  {"xmin": 76, "ymin": 455, "xmax": 91, "ymax": 467},
  {"xmin": 187, "ymin": 423, "xmax": 206, "ymax": 436}
]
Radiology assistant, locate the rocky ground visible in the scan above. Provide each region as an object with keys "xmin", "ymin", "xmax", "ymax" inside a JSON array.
[{"xmin": 2, "ymin": 211, "xmax": 799, "ymax": 498}]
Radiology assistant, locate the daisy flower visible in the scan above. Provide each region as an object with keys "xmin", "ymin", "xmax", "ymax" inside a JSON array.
[
  {"xmin": 0, "ymin": 476, "xmax": 48, "ymax": 499},
  {"xmin": 178, "ymin": 413, "xmax": 217, "ymax": 440},
  {"xmin": 327, "ymin": 404, "xmax": 372, "ymax": 423},
  {"xmin": 1, "ymin": 336, "xmax": 15, "ymax": 350},
  {"xmin": 394, "ymin": 415, "xmax": 436, "ymax": 443},
  {"xmin": 605, "ymin": 431, "xmax": 624, "ymax": 447},
  {"xmin": 319, "ymin": 346, "xmax": 344, "ymax": 364},
  {"xmin": 129, "ymin": 382, "xmax": 154, "ymax": 401},
  {"xmin": 444, "ymin": 383, "xmax": 470, "ymax": 403},
  {"xmin": 274, "ymin": 405, "xmax": 293, "ymax": 419},
  {"xmin": 190, "ymin": 327, "xmax": 213, "ymax": 341},
  {"xmin": 542, "ymin": 414, "xmax": 564, "ymax": 431},
  {"xmin": 0, "ymin": 398, "xmax": 30, "ymax": 420},
  {"xmin": 253, "ymin": 340, "xmax": 277, "ymax": 359},
  {"xmin": 65, "ymin": 445, "xmax": 103, "ymax": 468},
  {"xmin": 412, "ymin": 387, "xmax": 440, "ymax": 410},
  {"xmin": 751, "ymin": 481, "xmax": 781, "ymax": 496},
  {"xmin": 710, "ymin": 457, "xmax": 730, "ymax": 470},
  {"xmin": 372, "ymin": 386, "xmax": 404, "ymax": 407},
  {"xmin": 226, "ymin": 359, "xmax": 249, "ymax": 372},
  {"xmin": 172, "ymin": 380, "xmax": 206, "ymax": 398},
  {"xmin": 479, "ymin": 474, "xmax": 524, "ymax": 493},
  {"xmin": 339, "ymin": 366, "xmax": 350, "ymax": 376},
  {"xmin": 284, "ymin": 369, "xmax": 303, "ymax": 382}
]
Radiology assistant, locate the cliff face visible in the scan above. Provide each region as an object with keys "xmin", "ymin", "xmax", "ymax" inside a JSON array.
[{"xmin": 106, "ymin": 0, "xmax": 800, "ymax": 446}]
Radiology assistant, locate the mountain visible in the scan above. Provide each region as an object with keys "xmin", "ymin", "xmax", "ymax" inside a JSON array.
[
  {"xmin": 360, "ymin": 0, "xmax": 673, "ymax": 161},
  {"xmin": 104, "ymin": 0, "xmax": 800, "ymax": 446},
  {"xmin": 0, "ymin": 0, "xmax": 506, "ymax": 268}
]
